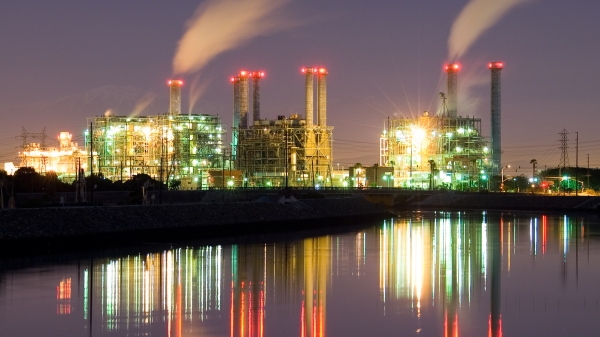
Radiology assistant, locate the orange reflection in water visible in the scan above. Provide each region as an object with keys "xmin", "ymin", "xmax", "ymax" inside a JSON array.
[{"xmin": 56, "ymin": 278, "xmax": 71, "ymax": 315}]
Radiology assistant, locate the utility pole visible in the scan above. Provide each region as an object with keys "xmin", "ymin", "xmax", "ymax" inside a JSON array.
[
  {"xmin": 90, "ymin": 122, "xmax": 94, "ymax": 205},
  {"xmin": 587, "ymin": 154, "xmax": 590, "ymax": 192},
  {"xmin": 576, "ymin": 132, "xmax": 579, "ymax": 196},
  {"xmin": 558, "ymin": 129, "xmax": 569, "ymax": 195}
]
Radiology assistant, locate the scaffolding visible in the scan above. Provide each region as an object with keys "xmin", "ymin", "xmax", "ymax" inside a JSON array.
[
  {"xmin": 380, "ymin": 112, "xmax": 490, "ymax": 190},
  {"xmin": 86, "ymin": 114, "xmax": 226, "ymax": 189},
  {"xmin": 236, "ymin": 115, "xmax": 333, "ymax": 187}
]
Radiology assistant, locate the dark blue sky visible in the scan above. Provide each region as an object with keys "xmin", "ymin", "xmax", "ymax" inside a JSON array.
[{"xmin": 1, "ymin": 0, "xmax": 599, "ymax": 173}]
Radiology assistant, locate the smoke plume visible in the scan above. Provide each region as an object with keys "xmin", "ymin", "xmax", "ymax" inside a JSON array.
[
  {"xmin": 173, "ymin": 0, "xmax": 298, "ymax": 75},
  {"xmin": 448, "ymin": 0, "xmax": 538, "ymax": 60},
  {"xmin": 130, "ymin": 93, "xmax": 156, "ymax": 118},
  {"xmin": 188, "ymin": 75, "xmax": 210, "ymax": 114}
]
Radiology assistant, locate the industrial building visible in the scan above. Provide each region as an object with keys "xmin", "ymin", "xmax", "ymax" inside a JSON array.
[
  {"xmin": 379, "ymin": 63, "xmax": 502, "ymax": 190},
  {"xmin": 85, "ymin": 80, "xmax": 226, "ymax": 190},
  {"xmin": 233, "ymin": 68, "xmax": 334, "ymax": 187},
  {"xmin": 18, "ymin": 131, "xmax": 85, "ymax": 180}
]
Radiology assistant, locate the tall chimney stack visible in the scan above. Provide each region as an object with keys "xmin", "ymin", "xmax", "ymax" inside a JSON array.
[
  {"xmin": 238, "ymin": 71, "xmax": 250, "ymax": 128},
  {"xmin": 445, "ymin": 64, "xmax": 459, "ymax": 118},
  {"xmin": 489, "ymin": 62, "xmax": 503, "ymax": 173},
  {"xmin": 168, "ymin": 79, "xmax": 183, "ymax": 115},
  {"xmin": 301, "ymin": 67, "xmax": 315, "ymax": 127},
  {"xmin": 251, "ymin": 71, "xmax": 264, "ymax": 124},
  {"xmin": 317, "ymin": 68, "xmax": 328, "ymax": 127},
  {"xmin": 231, "ymin": 76, "xmax": 241, "ymax": 160}
]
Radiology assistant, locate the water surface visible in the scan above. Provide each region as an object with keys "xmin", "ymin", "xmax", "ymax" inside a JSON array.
[{"xmin": 1, "ymin": 211, "xmax": 600, "ymax": 336}]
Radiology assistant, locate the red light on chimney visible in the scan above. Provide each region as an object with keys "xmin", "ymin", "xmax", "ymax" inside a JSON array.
[
  {"xmin": 445, "ymin": 64, "xmax": 460, "ymax": 71},
  {"xmin": 489, "ymin": 62, "xmax": 504, "ymax": 69},
  {"xmin": 168, "ymin": 80, "xmax": 183, "ymax": 86}
]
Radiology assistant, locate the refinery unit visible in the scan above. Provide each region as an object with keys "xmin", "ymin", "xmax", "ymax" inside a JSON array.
[
  {"xmin": 233, "ymin": 68, "xmax": 333, "ymax": 187},
  {"xmin": 18, "ymin": 131, "xmax": 84, "ymax": 180},
  {"xmin": 85, "ymin": 80, "xmax": 226, "ymax": 190},
  {"xmin": 379, "ymin": 62, "xmax": 503, "ymax": 190}
]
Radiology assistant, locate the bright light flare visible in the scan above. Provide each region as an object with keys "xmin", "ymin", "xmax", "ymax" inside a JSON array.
[
  {"xmin": 168, "ymin": 80, "xmax": 184, "ymax": 86},
  {"xmin": 489, "ymin": 62, "xmax": 504, "ymax": 69}
]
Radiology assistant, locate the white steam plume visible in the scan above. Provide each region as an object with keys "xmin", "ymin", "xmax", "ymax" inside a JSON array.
[
  {"xmin": 173, "ymin": 0, "xmax": 298, "ymax": 75},
  {"xmin": 188, "ymin": 75, "xmax": 210, "ymax": 114},
  {"xmin": 448, "ymin": 0, "xmax": 538, "ymax": 60},
  {"xmin": 129, "ymin": 93, "xmax": 156, "ymax": 118}
]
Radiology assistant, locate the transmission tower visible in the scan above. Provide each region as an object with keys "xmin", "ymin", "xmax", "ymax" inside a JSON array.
[
  {"xmin": 558, "ymin": 129, "xmax": 569, "ymax": 177},
  {"xmin": 17, "ymin": 127, "xmax": 48, "ymax": 168},
  {"xmin": 17, "ymin": 127, "xmax": 48, "ymax": 148}
]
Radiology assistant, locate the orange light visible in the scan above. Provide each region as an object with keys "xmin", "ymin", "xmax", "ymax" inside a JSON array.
[{"xmin": 240, "ymin": 70, "xmax": 248, "ymax": 76}]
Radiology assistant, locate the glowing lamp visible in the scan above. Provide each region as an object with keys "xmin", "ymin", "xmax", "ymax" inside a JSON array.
[{"xmin": 489, "ymin": 62, "xmax": 504, "ymax": 69}]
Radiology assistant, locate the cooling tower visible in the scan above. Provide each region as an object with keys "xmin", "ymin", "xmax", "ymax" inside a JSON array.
[
  {"xmin": 445, "ymin": 64, "xmax": 459, "ymax": 118},
  {"xmin": 489, "ymin": 62, "xmax": 503, "ymax": 173},
  {"xmin": 168, "ymin": 80, "xmax": 183, "ymax": 115}
]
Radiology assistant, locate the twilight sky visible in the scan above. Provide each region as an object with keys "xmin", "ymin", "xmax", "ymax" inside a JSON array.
[{"xmin": 1, "ymin": 0, "xmax": 599, "ymax": 175}]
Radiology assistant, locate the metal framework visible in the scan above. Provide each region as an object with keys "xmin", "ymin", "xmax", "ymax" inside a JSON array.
[
  {"xmin": 380, "ymin": 112, "xmax": 490, "ymax": 190},
  {"xmin": 86, "ymin": 114, "xmax": 226, "ymax": 189},
  {"xmin": 236, "ymin": 115, "xmax": 333, "ymax": 187}
]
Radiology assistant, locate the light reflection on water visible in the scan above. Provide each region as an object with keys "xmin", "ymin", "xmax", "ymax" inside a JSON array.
[{"xmin": 1, "ymin": 211, "xmax": 600, "ymax": 336}]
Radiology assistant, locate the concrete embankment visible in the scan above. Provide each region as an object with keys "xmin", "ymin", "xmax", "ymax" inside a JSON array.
[
  {"xmin": 0, "ymin": 196, "xmax": 390, "ymax": 253},
  {"xmin": 410, "ymin": 192, "xmax": 600, "ymax": 211}
]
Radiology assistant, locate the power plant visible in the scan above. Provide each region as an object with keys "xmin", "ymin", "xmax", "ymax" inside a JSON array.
[
  {"xmin": 378, "ymin": 62, "xmax": 502, "ymax": 190},
  {"xmin": 11, "ymin": 61, "xmax": 502, "ymax": 191},
  {"xmin": 84, "ymin": 79, "xmax": 226, "ymax": 189},
  {"xmin": 233, "ymin": 67, "xmax": 333, "ymax": 187}
]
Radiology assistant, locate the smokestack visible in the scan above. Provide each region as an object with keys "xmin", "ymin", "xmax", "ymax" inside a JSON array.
[
  {"xmin": 251, "ymin": 71, "xmax": 264, "ymax": 124},
  {"xmin": 445, "ymin": 64, "xmax": 459, "ymax": 118},
  {"xmin": 239, "ymin": 71, "xmax": 250, "ymax": 128},
  {"xmin": 231, "ymin": 76, "xmax": 241, "ymax": 160},
  {"xmin": 168, "ymin": 79, "xmax": 183, "ymax": 115},
  {"xmin": 232, "ymin": 76, "xmax": 241, "ymax": 127},
  {"xmin": 489, "ymin": 62, "xmax": 503, "ymax": 173},
  {"xmin": 301, "ymin": 67, "xmax": 315, "ymax": 127},
  {"xmin": 317, "ymin": 68, "xmax": 328, "ymax": 127}
]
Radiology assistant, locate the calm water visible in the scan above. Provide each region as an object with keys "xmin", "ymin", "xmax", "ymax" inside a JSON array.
[{"xmin": 1, "ymin": 211, "xmax": 600, "ymax": 337}]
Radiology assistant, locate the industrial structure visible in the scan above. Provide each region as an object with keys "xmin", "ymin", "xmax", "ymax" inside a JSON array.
[
  {"xmin": 378, "ymin": 63, "xmax": 501, "ymax": 190},
  {"xmin": 18, "ymin": 131, "xmax": 84, "ymax": 180},
  {"xmin": 233, "ymin": 67, "xmax": 333, "ymax": 187},
  {"xmin": 489, "ymin": 62, "xmax": 503, "ymax": 173},
  {"xmin": 85, "ymin": 80, "xmax": 226, "ymax": 189}
]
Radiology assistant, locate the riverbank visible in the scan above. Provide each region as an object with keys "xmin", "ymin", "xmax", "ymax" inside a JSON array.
[
  {"xmin": 408, "ymin": 192, "xmax": 600, "ymax": 211},
  {"xmin": 0, "ymin": 196, "xmax": 391, "ymax": 254}
]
